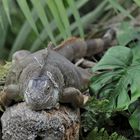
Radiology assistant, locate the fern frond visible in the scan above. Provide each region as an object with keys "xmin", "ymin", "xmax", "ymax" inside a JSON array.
[
  {"xmin": 86, "ymin": 127, "xmax": 128, "ymax": 140},
  {"xmin": 82, "ymin": 98, "xmax": 111, "ymax": 132}
]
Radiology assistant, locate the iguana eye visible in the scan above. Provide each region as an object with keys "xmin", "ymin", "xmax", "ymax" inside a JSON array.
[
  {"xmin": 46, "ymin": 85, "xmax": 50, "ymax": 90},
  {"xmin": 44, "ymin": 85, "xmax": 51, "ymax": 94}
]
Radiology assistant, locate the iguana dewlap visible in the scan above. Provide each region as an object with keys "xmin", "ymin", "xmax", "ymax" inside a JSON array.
[{"xmin": 3, "ymin": 48, "xmax": 91, "ymax": 110}]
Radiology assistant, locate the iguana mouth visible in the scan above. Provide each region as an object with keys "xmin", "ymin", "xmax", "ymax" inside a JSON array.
[
  {"xmin": 24, "ymin": 76, "xmax": 59, "ymax": 110},
  {"xmin": 24, "ymin": 88, "xmax": 59, "ymax": 110}
]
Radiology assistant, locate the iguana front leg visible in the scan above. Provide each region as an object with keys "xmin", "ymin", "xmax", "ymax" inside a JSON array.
[
  {"xmin": 0, "ymin": 84, "xmax": 20, "ymax": 107},
  {"xmin": 60, "ymin": 87, "xmax": 89, "ymax": 108}
]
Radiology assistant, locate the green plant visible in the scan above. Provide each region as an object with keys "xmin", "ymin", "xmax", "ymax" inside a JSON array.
[
  {"xmin": 86, "ymin": 127, "xmax": 127, "ymax": 140},
  {"xmin": 82, "ymin": 98, "xmax": 111, "ymax": 132},
  {"xmin": 0, "ymin": 62, "xmax": 11, "ymax": 83},
  {"xmin": 0, "ymin": 0, "xmax": 138, "ymax": 60},
  {"xmin": 91, "ymin": 45, "xmax": 140, "ymax": 110},
  {"xmin": 0, "ymin": 62, "xmax": 11, "ymax": 92},
  {"xmin": 89, "ymin": 22, "xmax": 140, "ymax": 137}
]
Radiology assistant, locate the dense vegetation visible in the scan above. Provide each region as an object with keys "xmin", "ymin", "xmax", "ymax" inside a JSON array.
[
  {"xmin": 1, "ymin": 0, "xmax": 140, "ymax": 139},
  {"xmin": 83, "ymin": 25, "xmax": 140, "ymax": 139}
]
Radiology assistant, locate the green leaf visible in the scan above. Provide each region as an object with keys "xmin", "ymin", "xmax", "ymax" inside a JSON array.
[
  {"xmin": 9, "ymin": 0, "xmax": 46, "ymax": 59},
  {"xmin": 9, "ymin": 22, "xmax": 32, "ymax": 59},
  {"xmin": 67, "ymin": 0, "xmax": 84, "ymax": 37},
  {"xmin": 31, "ymin": 0, "xmax": 56, "ymax": 44},
  {"xmin": 55, "ymin": 0, "xmax": 108, "ymax": 42},
  {"xmin": 54, "ymin": 0, "xmax": 71, "ymax": 37},
  {"xmin": 82, "ymin": 98, "xmax": 111, "ymax": 132},
  {"xmin": 47, "ymin": 0, "xmax": 67, "ymax": 39},
  {"xmin": 91, "ymin": 45, "xmax": 140, "ymax": 110},
  {"xmin": 115, "ymin": 74, "xmax": 131, "ymax": 110},
  {"xmin": 0, "ymin": 14, "xmax": 4, "ymax": 30},
  {"xmin": 133, "ymin": 0, "xmax": 140, "ymax": 7},
  {"xmin": 131, "ymin": 41, "xmax": 140, "ymax": 63},
  {"xmin": 0, "ymin": 4, "xmax": 8, "ymax": 49},
  {"xmin": 17, "ymin": 0, "xmax": 38, "ymax": 35},
  {"xmin": 0, "ymin": 62, "xmax": 11, "ymax": 83},
  {"xmin": 129, "ymin": 106, "xmax": 140, "ymax": 137},
  {"xmin": 117, "ymin": 22, "xmax": 139, "ymax": 46},
  {"xmin": 30, "ymin": 0, "xmax": 89, "ymax": 52},
  {"xmin": 110, "ymin": 65, "xmax": 140, "ymax": 110},
  {"xmin": 2, "ymin": 0, "xmax": 11, "ymax": 25},
  {"xmin": 90, "ymin": 70, "xmax": 122, "ymax": 95},
  {"xmin": 92, "ymin": 46, "xmax": 133, "ymax": 72},
  {"xmin": 108, "ymin": 0, "xmax": 134, "ymax": 20},
  {"xmin": 86, "ymin": 127, "xmax": 127, "ymax": 140}
]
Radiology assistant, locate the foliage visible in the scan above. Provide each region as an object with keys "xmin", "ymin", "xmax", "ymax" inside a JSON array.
[
  {"xmin": 88, "ymin": 23, "xmax": 140, "ymax": 137},
  {"xmin": 117, "ymin": 22, "xmax": 140, "ymax": 46},
  {"xmin": 0, "ymin": 62, "xmax": 11, "ymax": 85},
  {"xmin": 129, "ymin": 106, "xmax": 140, "ymax": 137},
  {"xmin": 91, "ymin": 45, "xmax": 140, "ymax": 110},
  {"xmin": 0, "ymin": 62, "xmax": 11, "ymax": 111},
  {"xmin": 86, "ymin": 127, "xmax": 127, "ymax": 140},
  {"xmin": 0, "ymin": 0, "xmax": 138, "ymax": 60},
  {"xmin": 82, "ymin": 98, "xmax": 111, "ymax": 132}
]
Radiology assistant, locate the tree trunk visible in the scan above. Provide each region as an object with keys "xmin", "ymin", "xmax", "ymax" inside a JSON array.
[{"xmin": 1, "ymin": 102, "xmax": 80, "ymax": 140}]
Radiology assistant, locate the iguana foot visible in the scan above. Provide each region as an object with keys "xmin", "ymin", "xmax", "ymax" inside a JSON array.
[
  {"xmin": 60, "ymin": 87, "xmax": 89, "ymax": 108},
  {"xmin": 1, "ymin": 84, "xmax": 20, "ymax": 107}
]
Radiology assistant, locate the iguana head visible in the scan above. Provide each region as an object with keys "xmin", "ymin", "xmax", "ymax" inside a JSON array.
[{"xmin": 24, "ymin": 72, "xmax": 59, "ymax": 110}]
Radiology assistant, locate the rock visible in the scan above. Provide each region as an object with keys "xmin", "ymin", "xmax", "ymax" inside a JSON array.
[{"xmin": 1, "ymin": 102, "xmax": 80, "ymax": 140}]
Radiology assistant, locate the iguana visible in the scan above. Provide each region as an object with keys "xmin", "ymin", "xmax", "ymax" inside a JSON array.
[
  {"xmin": 0, "ymin": 29, "xmax": 116, "ymax": 110},
  {"xmin": 2, "ymin": 49, "xmax": 91, "ymax": 110}
]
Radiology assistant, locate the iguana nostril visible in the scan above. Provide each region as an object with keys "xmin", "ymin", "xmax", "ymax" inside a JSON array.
[{"xmin": 29, "ymin": 92, "xmax": 43, "ymax": 100}]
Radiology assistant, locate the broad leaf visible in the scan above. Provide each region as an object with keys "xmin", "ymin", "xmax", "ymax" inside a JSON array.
[
  {"xmin": 90, "ymin": 70, "xmax": 123, "ymax": 95},
  {"xmin": 117, "ymin": 22, "xmax": 139, "ymax": 46},
  {"xmin": 133, "ymin": 0, "xmax": 140, "ymax": 7},
  {"xmin": 91, "ymin": 45, "xmax": 140, "ymax": 110},
  {"xmin": 115, "ymin": 74, "xmax": 131, "ymax": 110},
  {"xmin": 129, "ymin": 107, "xmax": 140, "ymax": 137},
  {"xmin": 92, "ymin": 46, "xmax": 133, "ymax": 72},
  {"xmin": 132, "ymin": 41, "xmax": 140, "ymax": 63},
  {"xmin": 90, "ymin": 43, "xmax": 140, "ymax": 136}
]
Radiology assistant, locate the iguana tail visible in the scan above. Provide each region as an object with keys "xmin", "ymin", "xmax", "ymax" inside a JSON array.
[{"xmin": 54, "ymin": 29, "xmax": 116, "ymax": 61}]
